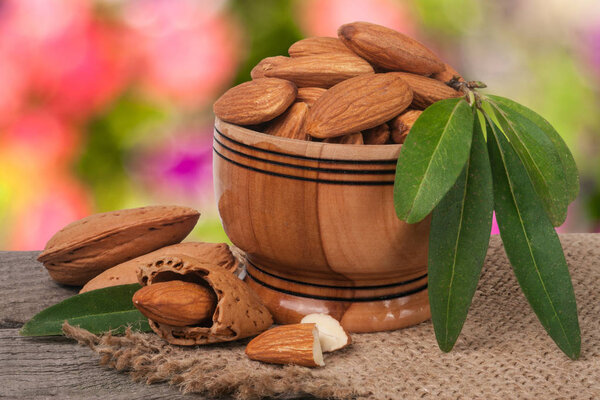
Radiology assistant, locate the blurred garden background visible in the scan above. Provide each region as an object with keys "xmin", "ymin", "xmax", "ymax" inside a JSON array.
[{"xmin": 1, "ymin": 0, "xmax": 599, "ymax": 250}]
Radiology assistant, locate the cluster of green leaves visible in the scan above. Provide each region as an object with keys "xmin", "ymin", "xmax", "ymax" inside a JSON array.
[
  {"xmin": 393, "ymin": 94, "xmax": 581, "ymax": 359},
  {"xmin": 20, "ymin": 284, "xmax": 151, "ymax": 336}
]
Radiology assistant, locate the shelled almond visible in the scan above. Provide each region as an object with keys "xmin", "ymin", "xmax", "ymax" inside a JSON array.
[{"xmin": 213, "ymin": 21, "xmax": 465, "ymax": 145}]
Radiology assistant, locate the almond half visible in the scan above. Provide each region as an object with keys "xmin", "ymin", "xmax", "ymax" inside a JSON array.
[
  {"xmin": 390, "ymin": 110, "xmax": 422, "ymax": 144},
  {"xmin": 300, "ymin": 314, "xmax": 351, "ymax": 352},
  {"xmin": 245, "ymin": 323, "xmax": 325, "ymax": 367}
]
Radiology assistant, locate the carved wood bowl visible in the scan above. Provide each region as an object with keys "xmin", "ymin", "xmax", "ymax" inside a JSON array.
[{"xmin": 213, "ymin": 118, "xmax": 431, "ymax": 333}]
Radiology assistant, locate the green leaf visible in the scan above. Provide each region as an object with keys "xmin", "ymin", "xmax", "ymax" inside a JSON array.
[
  {"xmin": 394, "ymin": 98, "xmax": 474, "ymax": 223},
  {"xmin": 19, "ymin": 284, "xmax": 151, "ymax": 337},
  {"xmin": 486, "ymin": 118, "xmax": 580, "ymax": 359},
  {"xmin": 486, "ymin": 100, "xmax": 568, "ymax": 226},
  {"xmin": 486, "ymin": 95, "xmax": 579, "ymax": 203},
  {"xmin": 429, "ymin": 111, "xmax": 493, "ymax": 352}
]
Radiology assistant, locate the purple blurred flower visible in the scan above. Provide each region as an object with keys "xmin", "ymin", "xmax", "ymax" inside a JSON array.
[{"xmin": 133, "ymin": 129, "xmax": 215, "ymax": 203}]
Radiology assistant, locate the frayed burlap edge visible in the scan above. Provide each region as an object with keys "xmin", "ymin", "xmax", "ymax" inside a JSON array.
[{"xmin": 63, "ymin": 322, "xmax": 363, "ymax": 400}]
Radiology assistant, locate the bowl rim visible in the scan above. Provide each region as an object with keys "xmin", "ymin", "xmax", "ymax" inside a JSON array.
[{"xmin": 214, "ymin": 117, "xmax": 402, "ymax": 162}]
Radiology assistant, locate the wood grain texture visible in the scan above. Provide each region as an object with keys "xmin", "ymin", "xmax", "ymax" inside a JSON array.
[
  {"xmin": 0, "ymin": 251, "xmax": 216, "ymax": 399},
  {"xmin": 214, "ymin": 119, "xmax": 431, "ymax": 332}
]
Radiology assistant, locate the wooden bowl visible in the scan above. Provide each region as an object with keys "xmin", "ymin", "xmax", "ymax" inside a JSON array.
[{"xmin": 213, "ymin": 118, "xmax": 431, "ymax": 333}]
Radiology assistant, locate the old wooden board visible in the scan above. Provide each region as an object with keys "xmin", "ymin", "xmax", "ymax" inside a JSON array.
[{"xmin": 0, "ymin": 251, "xmax": 195, "ymax": 399}]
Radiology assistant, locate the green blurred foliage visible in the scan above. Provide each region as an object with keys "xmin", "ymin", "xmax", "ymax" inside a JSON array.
[
  {"xmin": 229, "ymin": 0, "xmax": 303, "ymax": 84},
  {"xmin": 76, "ymin": 94, "xmax": 169, "ymax": 211},
  {"xmin": 412, "ymin": 0, "xmax": 483, "ymax": 36}
]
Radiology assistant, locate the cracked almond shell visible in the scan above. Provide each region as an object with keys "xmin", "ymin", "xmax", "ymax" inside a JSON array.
[
  {"xmin": 80, "ymin": 242, "xmax": 241, "ymax": 293},
  {"xmin": 37, "ymin": 206, "xmax": 200, "ymax": 286},
  {"xmin": 138, "ymin": 254, "xmax": 273, "ymax": 345}
]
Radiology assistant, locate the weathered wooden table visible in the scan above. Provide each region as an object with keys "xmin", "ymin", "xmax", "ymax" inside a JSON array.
[{"xmin": 0, "ymin": 251, "xmax": 196, "ymax": 399}]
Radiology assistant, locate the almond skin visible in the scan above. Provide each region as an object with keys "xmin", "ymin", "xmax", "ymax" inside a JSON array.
[
  {"xmin": 246, "ymin": 323, "xmax": 324, "ymax": 367},
  {"xmin": 288, "ymin": 37, "xmax": 353, "ymax": 57},
  {"xmin": 362, "ymin": 124, "xmax": 391, "ymax": 145},
  {"xmin": 213, "ymin": 78, "xmax": 297, "ymax": 125},
  {"xmin": 296, "ymin": 87, "xmax": 327, "ymax": 108},
  {"xmin": 250, "ymin": 56, "xmax": 288, "ymax": 79},
  {"xmin": 263, "ymin": 53, "xmax": 374, "ymax": 88},
  {"xmin": 37, "ymin": 205, "xmax": 199, "ymax": 286},
  {"xmin": 395, "ymin": 72, "xmax": 462, "ymax": 109},
  {"xmin": 324, "ymin": 132, "xmax": 364, "ymax": 145},
  {"xmin": 432, "ymin": 62, "xmax": 464, "ymax": 83},
  {"xmin": 338, "ymin": 21, "xmax": 444, "ymax": 75},
  {"xmin": 133, "ymin": 280, "xmax": 217, "ymax": 327},
  {"xmin": 304, "ymin": 72, "xmax": 413, "ymax": 139},
  {"xmin": 265, "ymin": 102, "xmax": 309, "ymax": 140},
  {"xmin": 390, "ymin": 110, "xmax": 422, "ymax": 144}
]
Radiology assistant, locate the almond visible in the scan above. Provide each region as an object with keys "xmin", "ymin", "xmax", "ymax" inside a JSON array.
[
  {"xmin": 390, "ymin": 110, "xmax": 422, "ymax": 144},
  {"xmin": 432, "ymin": 62, "xmax": 464, "ymax": 83},
  {"xmin": 288, "ymin": 36, "xmax": 353, "ymax": 57},
  {"xmin": 395, "ymin": 72, "xmax": 462, "ymax": 109},
  {"xmin": 139, "ymin": 254, "xmax": 273, "ymax": 346},
  {"xmin": 213, "ymin": 78, "xmax": 297, "ymax": 125},
  {"xmin": 265, "ymin": 102, "xmax": 309, "ymax": 140},
  {"xmin": 263, "ymin": 52, "xmax": 374, "ymax": 88},
  {"xmin": 304, "ymin": 72, "xmax": 413, "ymax": 139},
  {"xmin": 133, "ymin": 280, "xmax": 217, "ymax": 327},
  {"xmin": 300, "ymin": 314, "xmax": 351, "ymax": 352},
  {"xmin": 80, "ymin": 242, "xmax": 240, "ymax": 293},
  {"xmin": 250, "ymin": 56, "xmax": 288, "ymax": 79},
  {"xmin": 338, "ymin": 21, "xmax": 444, "ymax": 75},
  {"xmin": 37, "ymin": 206, "xmax": 199, "ymax": 286},
  {"xmin": 324, "ymin": 132, "xmax": 364, "ymax": 145},
  {"xmin": 245, "ymin": 323, "xmax": 324, "ymax": 367},
  {"xmin": 362, "ymin": 124, "xmax": 390, "ymax": 145},
  {"xmin": 296, "ymin": 87, "xmax": 327, "ymax": 108}
]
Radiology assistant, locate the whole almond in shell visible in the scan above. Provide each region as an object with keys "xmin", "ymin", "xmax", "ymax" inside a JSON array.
[
  {"xmin": 37, "ymin": 205, "xmax": 200, "ymax": 286},
  {"xmin": 246, "ymin": 323, "xmax": 324, "ymax": 367},
  {"xmin": 296, "ymin": 87, "xmax": 327, "ymax": 108},
  {"xmin": 338, "ymin": 21, "xmax": 444, "ymax": 75},
  {"xmin": 133, "ymin": 280, "xmax": 217, "ymax": 327},
  {"xmin": 138, "ymin": 254, "xmax": 273, "ymax": 345},
  {"xmin": 432, "ymin": 62, "xmax": 464, "ymax": 83},
  {"xmin": 288, "ymin": 36, "xmax": 353, "ymax": 57},
  {"xmin": 391, "ymin": 110, "xmax": 422, "ymax": 144},
  {"xmin": 395, "ymin": 72, "xmax": 461, "ymax": 109},
  {"xmin": 265, "ymin": 102, "xmax": 309, "ymax": 140},
  {"xmin": 250, "ymin": 56, "xmax": 288, "ymax": 79},
  {"xmin": 80, "ymin": 242, "xmax": 240, "ymax": 293},
  {"xmin": 304, "ymin": 72, "xmax": 413, "ymax": 139},
  {"xmin": 363, "ymin": 124, "xmax": 390, "ymax": 145},
  {"xmin": 213, "ymin": 78, "xmax": 297, "ymax": 125},
  {"xmin": 324, "ymin": 132, "xmax": 364, "ymax": 145},
  {"xmin": 263, "ymin": 52, "xmax": 374, "ymax": 88}
]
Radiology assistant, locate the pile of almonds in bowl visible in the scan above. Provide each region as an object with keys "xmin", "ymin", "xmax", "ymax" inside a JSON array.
[{"xmin": 213, "ymin": 21, "xmax": 464, "ymax": 145}]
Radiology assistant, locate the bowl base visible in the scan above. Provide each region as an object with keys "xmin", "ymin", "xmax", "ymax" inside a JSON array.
[{"xmin": 244, "ymin": 261, "xmax": 431, "ymax": 333}]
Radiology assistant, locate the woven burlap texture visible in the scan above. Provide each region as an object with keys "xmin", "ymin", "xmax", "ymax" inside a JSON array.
[{"xmin": 64, "ymin": 234, "xmax": 600, "ymax": 399}]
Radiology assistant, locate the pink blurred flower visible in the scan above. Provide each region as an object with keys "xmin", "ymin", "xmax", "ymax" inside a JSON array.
[
  {"xmin": 1, "ymin": 110, "xmax": 79, "ymax": 168},
  {"xmin": 0, "ymin": 0, "xmax": 133, "ymax": 120},
  {"xmin": 297, "ymin": 0, "xmax": 415, "ymax": 37},
  {"xmin": 123, "ymin": 0, "xmax": 241, "ymax": 107},
  {"xmin": 8, "ymin": 173, "xmax": 92, "ymax": 251}
]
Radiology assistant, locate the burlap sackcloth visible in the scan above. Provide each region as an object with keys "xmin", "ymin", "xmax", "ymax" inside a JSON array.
[{"xmin": 63, "ymin": 234, "xmax": 600, "ymax": 399}]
